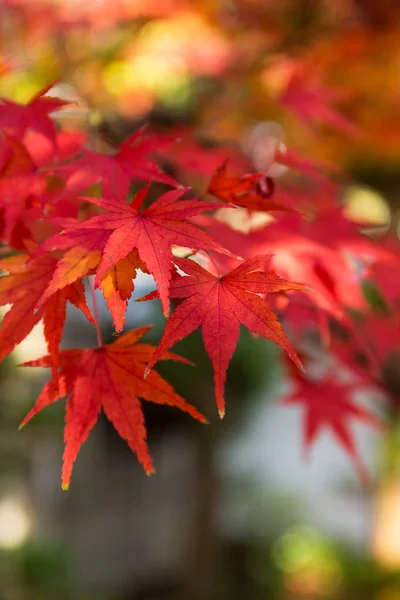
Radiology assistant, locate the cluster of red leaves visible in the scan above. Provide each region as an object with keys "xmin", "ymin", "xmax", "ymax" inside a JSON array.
[{"xmin": 0, "ymin": 82, "xmax": 399, "ymax": 488}]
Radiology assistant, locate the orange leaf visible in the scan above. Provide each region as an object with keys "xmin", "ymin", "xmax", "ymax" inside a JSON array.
[
  {"xmin": 0, "ymin": 254, "xmax": 93, "ymax": 367},
  {"xmin": 99, "ymin": 249, "xmax": 146, "ymax": 332},
  {"xmin": 39, "ymin": 246, "xmax": 101, "ymax": 304}
]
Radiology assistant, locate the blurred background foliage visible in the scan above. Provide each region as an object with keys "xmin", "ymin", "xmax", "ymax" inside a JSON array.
[{"xmin": 1, "ymin": 0, "xmax": 400, "ymax": 599}]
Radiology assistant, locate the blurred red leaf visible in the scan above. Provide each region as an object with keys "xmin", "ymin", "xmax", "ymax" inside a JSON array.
[
  {"xmin": 283, "ymin": 366, "xmax": 384, "ymax": 483},
  {"xmin": 55, "ymin": 127, "xmax": 180, "ymax": 199},
  {"xmin": 0, "ymin": 82, "xmax": 67, "ymax": 153}
]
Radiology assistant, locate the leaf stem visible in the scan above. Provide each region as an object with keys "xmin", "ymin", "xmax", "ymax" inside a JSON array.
[{"xmin": 89, "ymin": 276, "xmax": 103, "ymax": 347}]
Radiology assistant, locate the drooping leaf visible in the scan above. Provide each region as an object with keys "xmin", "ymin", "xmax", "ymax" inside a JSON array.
[
  {"xmin": 141, "ymin": 255, "xmax": 307, "ymax": 417},
  {"xmin": 282, "ymin": 365, "xmax": 384, "ymax": 483},
  {"xmin": 20, "ymin": 326, "xmax": 206, "ymax": 489}
]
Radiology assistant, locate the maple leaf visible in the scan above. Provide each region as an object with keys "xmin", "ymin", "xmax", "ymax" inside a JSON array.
[
  {"xmin": 0, "ymin": 254, "xmax": 93, "ymax": 374},
  {"xmin": 36, "ymin": 229, "xmax": 147, "ymax": 332},
  {"xmin": 141, "ymin": 255, "xmax": 307, "ymax": 417},
  {"xmin": 24, "ymin": 128, "xmax": 86, "ymax": 170},
  {"xmin": 282, "ymin": 366, "xmax": 384, "ymax": 483},
  {"xmin": 0, "ymin": 130, "xmax": 88, "ymax": 246},
  {"xmin": 0, "ymin": 134, "xmax": 34, "ymax": 177},
  {"xmin": 19, "ymin": 326, "xmax": 206, "ymax": 489},
  {"xmin": 207, "ymin": 160, "xmax": 297, "ymax": 212},
  {"xmin": 0, "ymin": 82, "xmax": 68, "ymax": 153},
  {"xmin": 194, "ymin": 214, "xmax": 370, "ymax": 329},
  {"xmin": 99, "ymin": 249, "xmax": 147, "ymax": 332},
  {"xmin": 38, "ymin": 225, "xmax": 109, "ymax": 257},
  {"xmin": 59, "ymin": 185, "xmax": 236, "ymax": 317},
  {"xmin": 55, "ymin": 127, "xmax": 180, "ymax": 199},
  {"xmin": 39, "ymin": 245, "xmax": 101, "ymax": 299},
  {"xmin": 0, "ymin": 134, "xmax": 47, "ymax": 243}
]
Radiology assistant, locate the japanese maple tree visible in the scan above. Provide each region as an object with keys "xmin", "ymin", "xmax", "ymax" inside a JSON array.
[{"xmin": 0, "ymin": 0, "xmax": 399, "ymax": 490}]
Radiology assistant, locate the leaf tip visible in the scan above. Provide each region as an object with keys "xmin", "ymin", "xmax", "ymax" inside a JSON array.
[
  {"xmin": 18, "ymin": 422, "xmax": 25, "ymax": 431},
  {"xmin": 61, "ymin": 482, "xmax": 70, "ymax": 491},
  {"xmin": 218, "ymin": 409, "xmax": 225, "ymax": 419},
  {"xmin": 146, "ymin": 466, "xmax": 156, "ymax": 476}
]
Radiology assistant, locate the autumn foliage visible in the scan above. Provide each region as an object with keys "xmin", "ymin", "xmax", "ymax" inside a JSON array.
[{"xmin": 1, "ymin": 0, "xmax": 400, "ymax": 489}]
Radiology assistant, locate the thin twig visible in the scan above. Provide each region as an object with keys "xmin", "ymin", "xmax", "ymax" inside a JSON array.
[{"xmin": 89, "ymin": 275, "xmax": 102, "ymax": 347}]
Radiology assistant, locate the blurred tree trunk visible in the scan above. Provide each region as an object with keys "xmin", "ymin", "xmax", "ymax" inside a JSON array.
[{"xmin": 180, "ymin": 387, "xmax": 220, "ymax": 600}]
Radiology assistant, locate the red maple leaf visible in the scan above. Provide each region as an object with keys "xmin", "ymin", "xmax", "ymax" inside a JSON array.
[
  {"xmin": 19, "ymin": 326, "xmax": 206, "ymax": 489},
  {"xmin": 23, "ymin": 128, "xmax": 86, "ymax": 172},
  {"xmin": 193, "ymin": 215, "xmax": 368, "ymax": 324},
  {"xmin": 141, "ymin": 255, "xmax": 307, "ymax": 417},
  {"xmin": 0, "ymin": 134, "xmax": 47, "ymax": 243},
  {"xmin": 58, "ymin": 185, "xmax": 236, "ymax": 317},
  {"xmin": 282, "ymin": 366, "xmax": 384, "ymax": 483},
  {"xmin": 55, "ymin": 127, "xmax": 180, "ymax": 199},
  {"xmin": 0, "ymin": 82, "xmax": 68, "ymax": 153},
  {"xmin": 0, "ymin": 128, "xmax": 90, "ymax": 246},
  {"xmin": 0, "ymin": 253, "xmax": 93, "ymax": 375}
]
